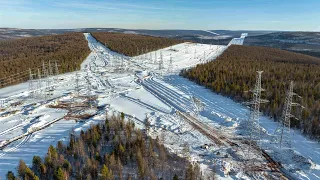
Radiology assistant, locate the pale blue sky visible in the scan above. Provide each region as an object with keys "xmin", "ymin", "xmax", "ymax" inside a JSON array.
[{"xmin": 0, "ymin": 0, "xmax": 319, "ymax": 31}]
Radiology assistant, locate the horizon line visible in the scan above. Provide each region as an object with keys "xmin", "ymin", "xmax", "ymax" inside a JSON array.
[{"xmin": 1, "ymin": 27, "xmax": 319, "ymax": 32}]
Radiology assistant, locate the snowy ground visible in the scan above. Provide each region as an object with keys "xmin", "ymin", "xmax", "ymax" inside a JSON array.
[{"xmin": 0, "ymin": 33, "xmax": 319, "ymax": 179}]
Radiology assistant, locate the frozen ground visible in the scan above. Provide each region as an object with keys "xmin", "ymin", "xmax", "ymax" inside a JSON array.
[
  {"xmin": 0, "ymin": 32, "xmax": 319, "ymax": 179},
  {"xmin": 164, "ymin": 75, "xmax": 320, "ymax": 179}
]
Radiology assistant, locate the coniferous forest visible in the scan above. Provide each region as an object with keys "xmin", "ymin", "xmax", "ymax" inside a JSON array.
[
  {"xmin": 0, "ymin": 32, "xmax": 183, "ymax": 88},
  {"xmin": 0, "ymin": 33, "xmax": 91, "ymax": 81},
  {"xmin": 91, "ymin": 32, "xmax": 184, "ymax": 57},
  {"xmin": 181, "ymin": 45, "xmax": 320, "ymax": 139},
  {"xmin": 6, "ymin": 114, "xmax": 199, "ymax": 180}
]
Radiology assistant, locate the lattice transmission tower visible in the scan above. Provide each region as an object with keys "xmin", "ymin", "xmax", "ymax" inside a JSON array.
[
  {"xmin": 85, "ymin": 69, "xmax": 96, "ymax": 108},
  {"xmin": 272, "ymin": 81, "xmax": 303, "ymax": 149},
  {"xmin": 185, "ymin": 45, "xmax": 189, "ymax": 54},
  {"xmin": 28, "ymin": 68, "xmax": 36, "ymax": 97},
  {"xmin": 203, "ymin": 51, "xmax": 206, "ymax": 63},
  {"xmin": 43, "ymin": 61, "xmax": 54, "ymax": 98},
  {"xmin": 246, "ymin": 71, "xmax": 268, "ymax": 157},
  {"xmin": 0, "ymin": 98, "xmax": 5, "ymax": 108},
  {"xmin": 149, "ymin": 53, "xmax": 152, "ymax": 63},
  {"xmin": 168, "ymin": 54, "xmax": 173, "ymax": 73},
  {"xmin": 154, "ymin": 51, "xmax": 157, "ymax": 64},
  {"xmin": 120, "ymin": 55, "xmax": 125, "ymax": 72},
  {"xmin": 158, "ymin": 52, "xmax": 164, "ymax": 70},
  {"xmin": 145, "ymin": 48, "xmax": 148, "ymax": 60},
  {"xmin": 55, "ymin": 61, "xmax": 59, "ymax": 75},
  {"xmin": 36, "ymin": 69, "xmax": 42, "ymax": 98},
  {"xmin": 190, "ymin": 94, "xmax": 204, "ymax": 116},
  {"xmin": 48, "ymin": 60, "xmax": 53, "ymax": 76},
  {"xmin": 75, "ymin": 70, "xmax": 81, "ymax": 97}
]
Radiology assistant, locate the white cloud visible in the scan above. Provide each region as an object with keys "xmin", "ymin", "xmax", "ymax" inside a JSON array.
[
  {"xmin": 51, "ymin": 0, "xmax": 205, "ymax": 12},
  {"xmin": 0, "ymin": 0, "xmax": 27, "ymax": 8}
]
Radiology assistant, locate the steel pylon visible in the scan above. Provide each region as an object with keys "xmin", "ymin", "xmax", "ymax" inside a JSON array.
[
  {"xmin": 246, "ymin": 71, "xmax": 268, "ymax": 158},
  {"xmin": 272, "ymin": 81, "xmax": 302, "ymax": 149}
]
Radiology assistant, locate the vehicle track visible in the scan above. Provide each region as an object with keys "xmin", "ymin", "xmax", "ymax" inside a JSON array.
[
  {"xmin": 176, "ymin": 111, "xmax": 224, "ymax": 146},
  {"xmin": 143, "ymin": 77, "xmax": 193, "ymax": 112},
  {"xmin": 0, "ymin": 134, "xmax": 32, "ymax": 158},
  {"xmin": 141, "ymin": 76, "xmax": 294, "ymax": 179},
  {"xmin": 179, "ymin": 108, "xmax": 293, "ymax": 179}
]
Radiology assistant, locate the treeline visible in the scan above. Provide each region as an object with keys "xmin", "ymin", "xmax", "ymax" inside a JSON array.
[
  {"xmin": 0, "ymin": 33, "xmax": 90, "ymax": 81},
  {"xmin": 181, "ymin": 45, "xmax": 320, "ymax": 139},
  {"xmin": 290, "ymin": 50, "xmax": 320, "ymax": 59},
  {"xmin": 7, "ymin": 114, "xmax": 200, "ymax": 180},
  {"xmin": 91, "ymin": 32, "xmax": 184, "ymax": 57}
]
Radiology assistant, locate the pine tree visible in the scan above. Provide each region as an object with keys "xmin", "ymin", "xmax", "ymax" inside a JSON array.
[
  {"xmin": 145, "ymin": 115, "xmax": 150, "ymax": 134},
  {"xmin": 24, "ymin": 167, "xmax": 39, "ymax": 180},
  {"xmin": 173, "ymin": 174, "xmax": 179, "ymax": 180},
  {"xmin": 8, "ymin": 113, "xmax": 197, "ymax": 179},
  {"xmin": 40, "ymin": 163, "xmax": 47, "ymax": 179},
  {"xmin": 6, "ymin": 171, "xmax": 16, "ymax": 180},
  {"xmin": 185, "ymin": 165, "xmax": 194, "ymax": 180},
  {"xmin": 62, "ymin": 159, "xmax": 72, "ymax": 173},
  {"xmin": 116, "ymin": 157, "xmax": 123, "ymax": 178},
  {"xmin": 32, "ymin": 156, "xmax": 42, "ymax": 176},
  {"xmin": 54, "ymin": 167, "xmax": 65, "ymax": 180},
  {"xmin": 136, "ymin": 148, "xmax": 146, "ymax": 179},
  {"xmin": 17, "ymin": 159, "xmax": 27, "ymax": 178},
  {"xmin": 101, "ymin": 164, "xmax": 113, "ymax": 180}
]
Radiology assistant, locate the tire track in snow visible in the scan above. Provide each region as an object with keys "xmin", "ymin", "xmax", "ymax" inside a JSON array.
[
  {"xmin": 0, "ymin": 134, "xmax": 32, "ymax": 158},
  {"xmin": 143, "ymin": 78, "xmax": 193, "ymax": 112}
]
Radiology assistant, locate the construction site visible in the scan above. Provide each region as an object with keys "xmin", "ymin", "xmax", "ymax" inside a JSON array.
[{"xmin": 0, "ymin": 32, "xmax": 318, "ymax": 179}]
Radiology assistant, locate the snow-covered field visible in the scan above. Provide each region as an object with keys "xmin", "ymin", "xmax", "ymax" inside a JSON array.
[{"xmin": 0, "ymin": 32, "xmax": 319, "ymax": 179}]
